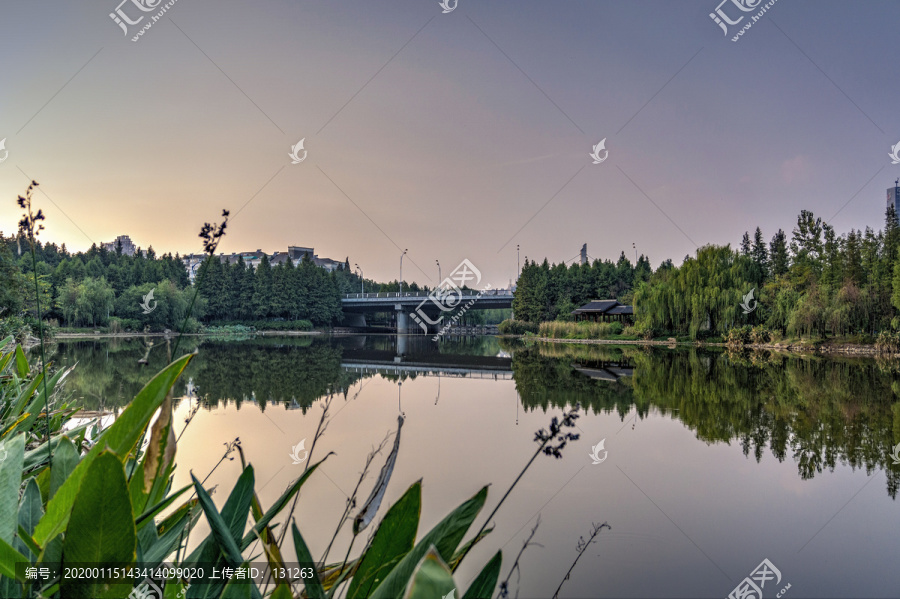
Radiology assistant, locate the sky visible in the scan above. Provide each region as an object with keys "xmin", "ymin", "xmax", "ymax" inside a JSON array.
[{"xmin": 1, "ymin": 0, "xmax": 899, "ymax": 289}]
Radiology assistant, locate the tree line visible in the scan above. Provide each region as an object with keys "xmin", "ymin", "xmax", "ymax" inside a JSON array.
[
  {"xmin": 511, "ymin": 252, "xmax": 653, "ymax": 322},
  {"xmin": 0, "ymin": 233, "xmax": 370, "ymax": 329},
  {"xmin": 512, "ymin": 206, "xmax": 900, "ymax": 340}
]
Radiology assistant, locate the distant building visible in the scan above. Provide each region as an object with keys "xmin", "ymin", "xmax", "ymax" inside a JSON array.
[
  {"xmin": 180, "ymin": 245, "xmax": 343, "ymax": 282},
  {"xmin": 102, "ymin": 235, "xmax": 138, "ymax": 256},
  {"xmin": 888, "ymin": 179, "xmax": 900, "ymax": 216}
]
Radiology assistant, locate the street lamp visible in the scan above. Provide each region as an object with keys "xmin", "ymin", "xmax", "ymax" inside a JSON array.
[
  {"xmin": 436, "ymin": 259, "xmax": 441, "ymax": 285},
  {"xmin": 516, "ymin": 244, "xmax": 520, "ymax": 280},
  {"xmin": 399, "ymin": 249, "xmax": 408, "ymax": 294},
  {"xmin": 633, "ymin": 242, "xmax": 637, "ymax": 265},
  {"xmin": 355, "ymin": 263, "xmax": 364, "ymax": 294}
]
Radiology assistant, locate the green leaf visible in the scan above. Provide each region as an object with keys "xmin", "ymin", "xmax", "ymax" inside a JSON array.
[
  {"xmin": 33, "ymin": 353, "xmax": 193, "ymax": 546},
  {"xmin": 402, "ymin": 546, "xmax": 456, "ymax": 599},
  {"xmin": 49, "ymin": 437, "xmax": 79, "ymax": 501},
  {"xmin": 13, "ymin": 366, "xmax": 72, "ymax": 436},
  {"xmin": 462, "ymin": 551, "xmax": 501, "ymax": 599},
  {"xmin": 190, "ymin": 473, "xmax": 244, "ymax": 566},
  {"xmin": 369, "ymin": 486, "xmax": 488, "ymax": 599},
  {"xmin": 348, "ymin": 480, "xmax": 421, "ymax": 598},
  {"xmin": 220, "ymin": 466, "xmax": 255, "ymax": 545},
  {"xmin": 16, "ymin": 479, "xmax": 43, "ymax": 556},
  {"xmin": 239, "ymin": 456, "xmax": 329, "ymax": 551},
  {"xmin": 0, "ymin": 535, "xmax": 29, "ymax": 581},
  {"xmin": 220, "ymin": 575, "xmax": 253, "ymax": 599},
  {"xmin": 14, "ymin": 345, "xmax": 28, "ymax": 378},
  {"xmin": 60, "ymin": 451, "xmax": 136, "ymax": 599},
  {"xmin": 291, "ymin": 522, "xmax": 325, "ymax": 599},
  {"xmin": 0, "ymin": 434, "xmax": 26, "ymax": 544}
]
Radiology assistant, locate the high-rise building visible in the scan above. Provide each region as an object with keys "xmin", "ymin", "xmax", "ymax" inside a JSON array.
[
  {"xmin": 102, "ymin": 235, "xmax": 138, "ymax": 256},
  {"xmin": 888, "ymin": 179, "xmax": 900, "ymax": 215}
]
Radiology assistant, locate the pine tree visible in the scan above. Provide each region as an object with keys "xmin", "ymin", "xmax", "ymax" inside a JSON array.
[{"xmin": 769, "ymin": 229, "xmax": 789, "ymax": 277}]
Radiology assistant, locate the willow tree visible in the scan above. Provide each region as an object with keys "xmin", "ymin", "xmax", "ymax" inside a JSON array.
[{"xmin": 634, "ymin": 245, "xmax": 756, "ymax": 339}]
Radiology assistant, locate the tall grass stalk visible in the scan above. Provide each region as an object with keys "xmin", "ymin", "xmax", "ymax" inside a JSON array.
[
  {"xmin": 453, "ymin": 405, "xmax": 580, "ymax": 573},
  {"xmin": 17, "ymin": 181, "xmax": 53, "ymax": 466}
]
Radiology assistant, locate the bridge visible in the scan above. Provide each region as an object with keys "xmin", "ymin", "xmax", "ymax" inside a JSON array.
[{"xmin": 341, "ymin": 289, "xmax": 514, "ymax": 333}]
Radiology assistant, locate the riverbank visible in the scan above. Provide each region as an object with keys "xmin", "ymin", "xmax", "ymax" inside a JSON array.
[
  {"xmin": 516, "ymin": 335, "xmax": 894, "ymax": 357},
  {"xmin": 53, "ymin": 330, "xmax": 323, "ymax": 339}
]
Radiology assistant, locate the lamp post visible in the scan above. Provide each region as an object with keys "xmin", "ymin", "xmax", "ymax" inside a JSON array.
[
  {"xmin": 355, "ymin": 263, "xmax": 363, "ymax": 294},
  {"xmin": 399, "ymin": 249, "xmax": 408, "ymax": 294},
  {"xmin": 436, "ymin": 259, "xmax": 441, "ymax": 285},
  {"xmin": 516, "ymin": 244, "xmax": 520, "ymax": 282},
  {"xmin": 633, "ymin": 242, "xmax": 637, "ymax": 265}
]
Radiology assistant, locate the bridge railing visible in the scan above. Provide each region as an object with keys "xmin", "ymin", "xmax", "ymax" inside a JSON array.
[{"xmin": 341, "ymin": 289, "xmax": 515, "ymax": 300}]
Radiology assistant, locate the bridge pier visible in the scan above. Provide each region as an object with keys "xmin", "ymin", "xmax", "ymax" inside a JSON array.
[{"xmin": 395, "ymin": 305, "xmax": 409, "ymax": 334}]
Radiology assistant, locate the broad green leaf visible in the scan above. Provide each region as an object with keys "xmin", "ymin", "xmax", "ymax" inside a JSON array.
[
  {"xmin": 462, "ymin": 550, "xmax": 501, "ymax": 599},
  {"xmin": 16, "ymin": 479, "xmax": 43, "ymax": 556},
  {"xmin": 183, "ymin": 465, "xmax": 255, "ymax": 574},
  {"xmin": 128, "ymin": 462, "xmax": 148, "ymax": 519},
  {"xmin": 14, "ymin": 345, "xmax": 28, "ymax": 378},
  {"xmin": 34, "ymin": 353, "xmax": 193, "ymax": 545},
  {"xmin": 16, "ymin": 525, "xmax": 40, "ymax": 558},
  {"xmin": 49, "ymin": 437, "xmax": 79, "ymax": 501},
  {"xmin": 220, "ymin": 465, "xmax": 255, "ymax": 545},
  {"xmin": 190, "ymin": 473, "xmax": 244, "ymax": 566},
  {"xmin": 0, "ymin": 434, "xmax": 26, "ymax": 544},
  {"xmin": 348, "ymin": 480, "xmax": 421, "ymax": 598},
  {"xmin": 402, "ymin": 546, "xmax": 456, "ymax": 599},
  {"xmin": 22, "ymin": 422, "xmax": 90, "ymax": 473},
  {"xmin": 60, "ymin": 452, "xmax": 136, "ymax": 598},
  {"xmin": 0, "ymin": 536, "xmax": 29, "ymax": 581},
  {"xmin": 291, "ymin": 522, "xmax": 325, "ymax": 599},
  {"xmin": 369, "ymin": 486, "xmax": 488, "ymax": 599}
]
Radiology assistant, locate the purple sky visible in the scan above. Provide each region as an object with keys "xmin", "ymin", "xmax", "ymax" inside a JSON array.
[{"xmin": 2, "ymin": 0, "xmax": 899, "ymax": 288}]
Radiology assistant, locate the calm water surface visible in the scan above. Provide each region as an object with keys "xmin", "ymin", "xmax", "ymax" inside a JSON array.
[{"xmin": 49, "ymin": 335, "xmax": 900, "ymax": 598}]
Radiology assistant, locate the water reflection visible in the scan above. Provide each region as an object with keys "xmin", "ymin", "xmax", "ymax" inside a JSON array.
[{"xmin": 47, "ymin": 335, "xmax": 900, "ymax": 498}]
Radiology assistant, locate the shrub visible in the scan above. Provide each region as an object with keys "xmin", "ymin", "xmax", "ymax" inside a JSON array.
[
  {"xmin": 750, "ymin": 325, "xmax": 772, "ymax": 344},
  {"xmin": 875, "ymin": 331, "xmax": 900, "ymax": 353},
  {"xmin": 538, "ymin": 321, "xmax": 624, "ymax": 339},
  {"xmin": 498, "ymin": 319, "xmax": 539, "ymax": 335},
  {"xmin": 725, "ymin": 325, "xmax": 752, "ymax": 348}
]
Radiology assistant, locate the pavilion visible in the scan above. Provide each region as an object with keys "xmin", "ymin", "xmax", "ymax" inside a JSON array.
[{"xmin": 571, "ymin": 299, "xmax": 634, "ymax": 323}]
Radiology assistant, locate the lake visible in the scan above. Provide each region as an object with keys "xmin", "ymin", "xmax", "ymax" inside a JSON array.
[{"xmin": 48, "ymin": 335, "xmax": 900, "ymax": 598}]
